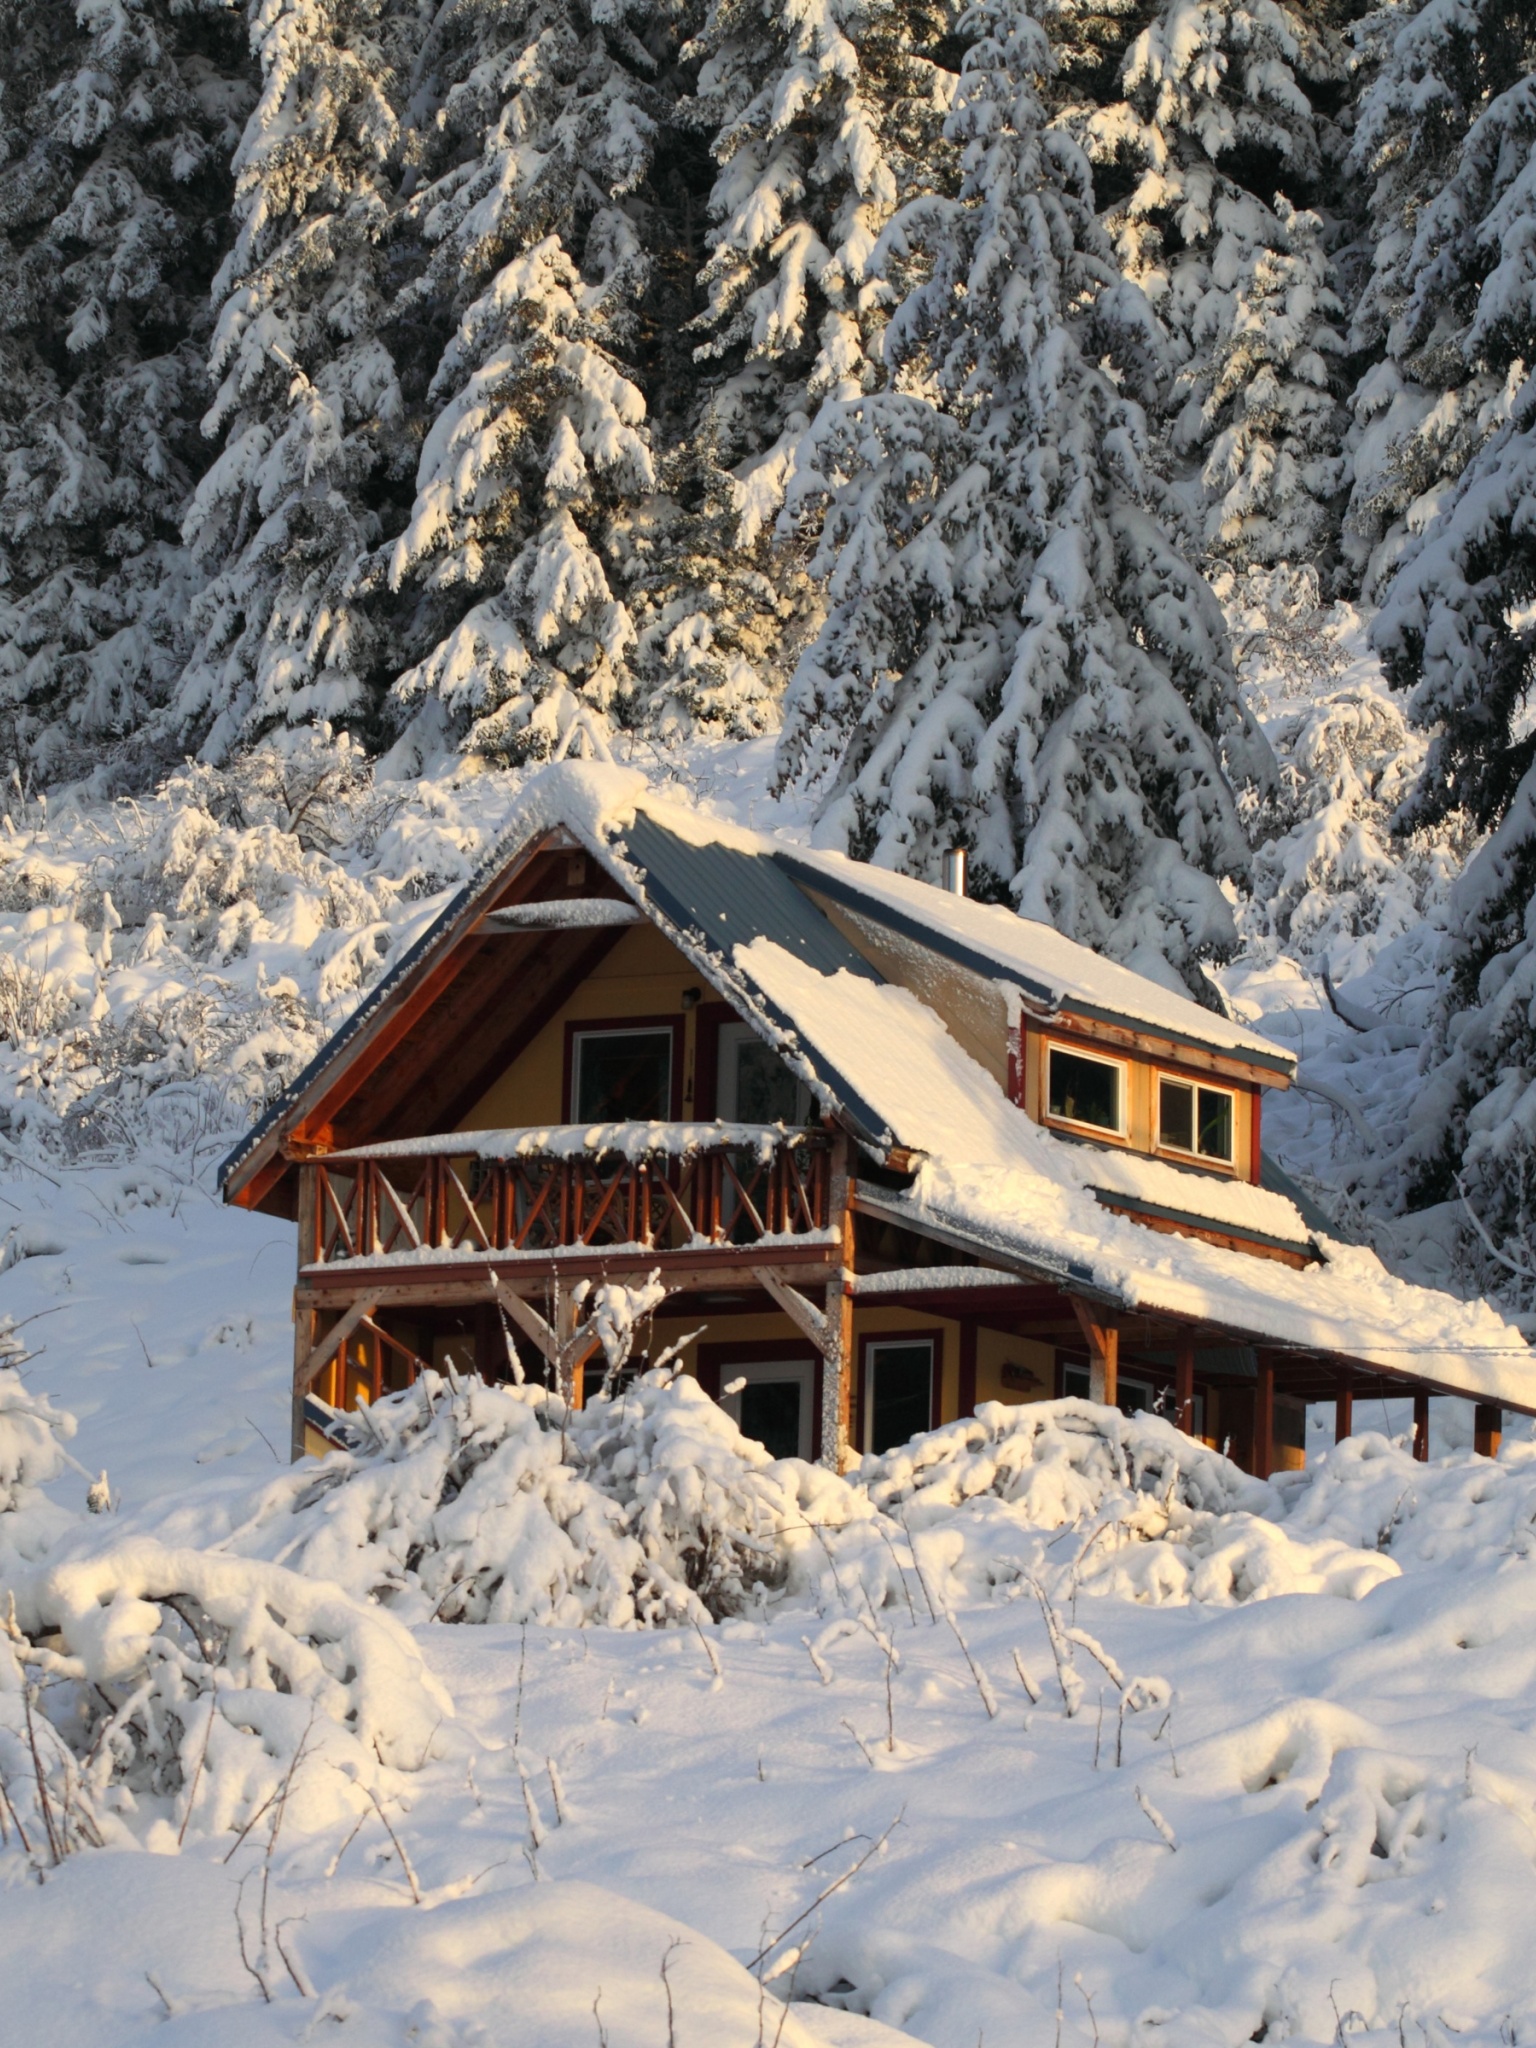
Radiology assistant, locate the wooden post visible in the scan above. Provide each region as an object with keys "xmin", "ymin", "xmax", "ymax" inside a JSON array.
[
  {"xmin": 1070, "ymin": 1298, "xmax": 1118, "ymax": 1409},
  {"xmin": 1175, "ymin": 1334, "xmax": 1195, "ymax": 1437},
  {"xmin": 555, "ymin": 1281, "xmax": 583, "ymax": 1408},
  {"xmin": 1335, "ymin": 1365, "xmax": 1353, "ymax": 1446},
  {"xmin": 959, "ymin": 1318, "xmax": 978, "ymax": 1419},
  {"xmin": 820, "ymin": 1139, "xmax": 855, "ymax": 1470},
  {"xmin": 1412, "ymin": 1390, "xmax": 1430, "ymax": 1462},
  {"xmin": 290, "ymin": 1164, "xmax": 320, "ymax": 1460},
  {"xmin": 1254, "ymin": 1351, "xmax": 1275, "ymax": 1480},
  {"xmin": 1474, "ymin": 1402, "xmax": 1503, "ymax": 1458}
]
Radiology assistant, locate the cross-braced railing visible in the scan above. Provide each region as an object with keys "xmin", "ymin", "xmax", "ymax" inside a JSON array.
[{"xmin": 307, "ymin": 1125, "xmax": 834, "ymax": 1265}]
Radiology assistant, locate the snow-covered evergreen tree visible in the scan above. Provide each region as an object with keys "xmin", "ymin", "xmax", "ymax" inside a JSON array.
[
  {"xmin": 1195, "ymin": 191, "xmax": 1347, "ymax": 563},
  {"xmin": 645, "ymin": 0, "xmax": 957, "ymax": 736},
  {"xmin": 369, "ymin": 0, "xmax": 661, "ymax": 760},
  {"xmin": 1073, "ymin": 0, "xmax": 1349, "ymax": 571},
  {"xmin": 1343, "ymin": 0, "xmax": 1535, "ymax": 591},
  {"xmin": 778, "ymin": 0, "xmax": 1260, "ymax": 986},
  {"xmin": 683, "ymin": 0, "xmax": 953, "ymax": 526},
  {"xmin": 0, "ymin": 0, "xmax": 253, "ymax": 781},
  {"xmin": 1365, "ymin": 48, "xmax": 1535, "ymax": 1223},
  {"xmin": 173, "ymin": 0, "xmax": 415, "ymax": 760}
]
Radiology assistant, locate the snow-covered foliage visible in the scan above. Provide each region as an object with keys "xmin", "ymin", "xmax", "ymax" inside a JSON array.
[
  {"xmin": 1343, "ymin": 0, "xmax": 1535, "ymax": 593},
  {"xmin": 0, "ymin": 0, "xmax": 253, "ymax": 783},
  {"xmin": 176, "ymin": 0, "xmax": 413, "ymax": 757},
  {"xmin": 776, "ymin": 0, "xmax": 1260, "ymax": 986},
  {"xmin": 224, "ymin": 1368, "xmax": 855, "ymax": 1625},
  {"xmin": 1076, "ymin": 0, "xmax": 1350, "ymax": 567}
]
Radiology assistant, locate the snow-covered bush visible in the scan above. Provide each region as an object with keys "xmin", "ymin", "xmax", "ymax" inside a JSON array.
[
  {"xmin": 861, "ymin": 1397, "xmax": 1268, "ymax": 1522},
  {"xmin": 226, "ymin": 1368, "xmax": 863, "ymax": 1626},
  {"xmin": 2, "ymin": 1540, "xmax": 451, "ymax": 1858},
  {"xmin": 0, "ymin": 1370, "xmax": 80, "ymax": 1570}
]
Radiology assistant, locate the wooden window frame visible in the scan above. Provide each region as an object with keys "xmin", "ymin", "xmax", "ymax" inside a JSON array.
[
  {"xmin": 858, "ymin": 1327, "xmax": 943, "ymax": 1455},
  {"xmin": 1041, "ymin": 1039, "xmax": 1130, "ymax": 1144},
  {"xmin": 563, "ymin": 1015, "xmax": 684, "ymax": 1125},
  {"xmin": 1154, "ymin": 1071, "xmax": 1239, "ymax": 1172}
]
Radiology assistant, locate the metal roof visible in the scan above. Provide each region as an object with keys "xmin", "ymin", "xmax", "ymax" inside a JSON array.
[{"xmin": 608, "ymin": 812, "xmax": 895, "ymax": 1149}]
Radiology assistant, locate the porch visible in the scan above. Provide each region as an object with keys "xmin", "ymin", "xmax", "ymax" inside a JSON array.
[{"xmin": 287, "ymin": 1127, "xmax": 1515, "ymax": 1473}]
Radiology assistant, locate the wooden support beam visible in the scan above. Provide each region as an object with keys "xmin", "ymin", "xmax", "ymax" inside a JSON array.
[
  {"xmin": 1475, "ymin": 1403, "xmax": 1502, "ymax": 1459},
  {"xmin": 489, "ymin": 1278, "xmax": 560, "ymax": 1367},
  {"xmin": 296, "ymin": 1297, "xmax": 380, "ymax": 1402},
  {"xmin": 489, "ymin": 1277, "xmax": 602, "ymax": 1406},
  {"xmin": 1412, "ymin": 1390, "xmax": 1430, "ymax": 1463},
  {"xmin": 289, "ymin": 1164, "xmax": 321, "ymax": 1459},
  {"xmin": 1070, "ymin": 1298, "xmax": 1118, "ymax": 1408},
  {"xmin": 1335, "ymin": 1365, "xmax": 1353, "ymax": 1446},
  {"xmin": 818, "ymin": 1145, "xmax": 856, "ymax": 1472},
  {"xmin": 1175, "ymin": 1335, "xmax": 1195, "ymax": 1437},
  {"xmin": 1254, "ymin": 1351, "xmax": 1275, "ymax": 1480},
  {"xmin": 754, "ymin": 1268, "xmax": 830, "ymax": 1351}
]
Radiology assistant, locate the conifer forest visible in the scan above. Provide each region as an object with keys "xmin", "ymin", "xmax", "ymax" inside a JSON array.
[{"xmin": 0, "ymin": 0, "xmax": 1533, "ymax": 1287}]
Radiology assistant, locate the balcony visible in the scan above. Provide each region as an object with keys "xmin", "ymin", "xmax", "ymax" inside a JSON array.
[{"xmin": 303, "ymin": 1124, "xmax": 836, "ymax": 1271}]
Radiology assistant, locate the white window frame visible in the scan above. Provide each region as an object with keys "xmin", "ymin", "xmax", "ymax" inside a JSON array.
[
  {"xmin": 569, "ymin": 1024, "xmax": 674, "ymax": 1124},
  {"xmin": 715, "ymin": 1019, "xmax": 814, "ymax": 1125},
  {"xmin": 719, "ymin": 1357, "xmax": 816, "ymax": 1462},
  {"xmin": 1155, "ymin": 1072, "xmax": 1237, "ymax": 1166},
  {"xmin": 1043, "ymin": 1041, "xmax": 1129, "ymax": 1140},
  {"xmin": 862, "ymin": 1336, "xmax": 936, "ymax": 1455}
]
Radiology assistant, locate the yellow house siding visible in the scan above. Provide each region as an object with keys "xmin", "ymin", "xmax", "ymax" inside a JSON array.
[{"xmin": 458, "ymin": 923, "xmax": 708, "ymax": 1131}]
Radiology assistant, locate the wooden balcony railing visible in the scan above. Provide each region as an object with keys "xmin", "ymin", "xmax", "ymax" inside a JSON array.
[{"xmin": 306, "ymin": 1125, "xmax": 835, "ymax": 1266}]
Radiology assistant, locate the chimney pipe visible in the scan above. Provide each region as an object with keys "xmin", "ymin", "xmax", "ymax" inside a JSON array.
[{"xmin": 941, "ymin": 848, "xmax": 968, "ymax": 897}]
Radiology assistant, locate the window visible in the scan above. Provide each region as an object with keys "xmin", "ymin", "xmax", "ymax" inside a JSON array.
[
  {"xmin": 719, "ymin": 1358, "xmax": 815, "ymax": 1461},
  {"xmin": 716, "ymin": 1020, "xmax": 812, "ymax": 1124},
  {"xmin": 1060, "ymin": 1359, "xmax": 1160, "ymax": 1420},
  {"xmin": 864, "ymin": 1339, "xmax": 934, "ymax": 1454},
  {"xmin": 1157, "ymin": 1077, "xmax": 1235, "ymax": 1163},
  {"xmin": 572, "ymin": 1027, "xmax": 673, "ymax": 1123},
  {"xmin": 1046, "ymin": 1046, "xmax": 1125, "ymax": 1135}
]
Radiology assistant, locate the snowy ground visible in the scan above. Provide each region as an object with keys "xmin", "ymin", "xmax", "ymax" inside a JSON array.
[{"xmin": 4, "ymin": 1165, "xmax": 1536, "ymax": 2047}]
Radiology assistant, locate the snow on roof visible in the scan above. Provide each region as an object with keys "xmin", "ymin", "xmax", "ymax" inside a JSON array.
[
  {"xmin": 220, "ymin": 761, "xmax": 1288, "ymax": 1189},
  {"xmin": 773, "ymin": 844, "xmax": 1293, "ymax": 1072},
  {"xmin": 734, "ymin": 936, "xmax": 1536, "ymax": 1406}
]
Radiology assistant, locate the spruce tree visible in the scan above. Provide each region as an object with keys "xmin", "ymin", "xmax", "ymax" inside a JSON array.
[
  {"xmin": 1343, "ymin": 0, "xmax": 1535, "ymax": 590},
  {"xmin": 172, "ymin": 0, "xmax": 416, "ymax": 760},
  {"xmin": 1072, "ymin": 0, "xmax": 1350, "ymax": 571},
  {"xmin": 778, "ymin": 0, "xmax": 1259, "ymax": 986},
  {"xmin": 1368, "ymin": 59, "xmax": 1535, "ymax": 1222},
  {"xmin": 0, "ymin": 0, "xmax": 252, "ymax": 782},
  {"xmin": 375, "ymin": 0, "xmax": 672, "ymax": 760}
]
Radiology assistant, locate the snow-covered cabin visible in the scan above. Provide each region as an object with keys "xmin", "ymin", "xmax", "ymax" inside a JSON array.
[{"xmin": 220, "ymin": 763, "xmax": 1536, "ymax": 1471}]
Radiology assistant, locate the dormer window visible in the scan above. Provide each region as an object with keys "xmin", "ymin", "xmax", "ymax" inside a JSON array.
[
  {"xmin": 1158, "ymin": 1076, "xmax": 1234, "ymax": 1164},
  {"xmin": 1046, "ymin": 1046, "xmax": 1126, "ymax": 1137}
]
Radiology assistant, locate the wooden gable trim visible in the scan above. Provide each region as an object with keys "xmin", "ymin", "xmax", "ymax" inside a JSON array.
[
  {"xmin": 225, "ymin": 829, "xmax": 633, "ymax": 1209},
  {"xmin": 1036, "ymin": 1008, "xmax": 1291, "ymax": 1091}
]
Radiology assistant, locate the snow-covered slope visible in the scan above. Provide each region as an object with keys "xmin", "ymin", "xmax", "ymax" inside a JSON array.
[{"xmin": 5, "ymin": 1156, "xmax": 1536, "ymax": 2047}]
